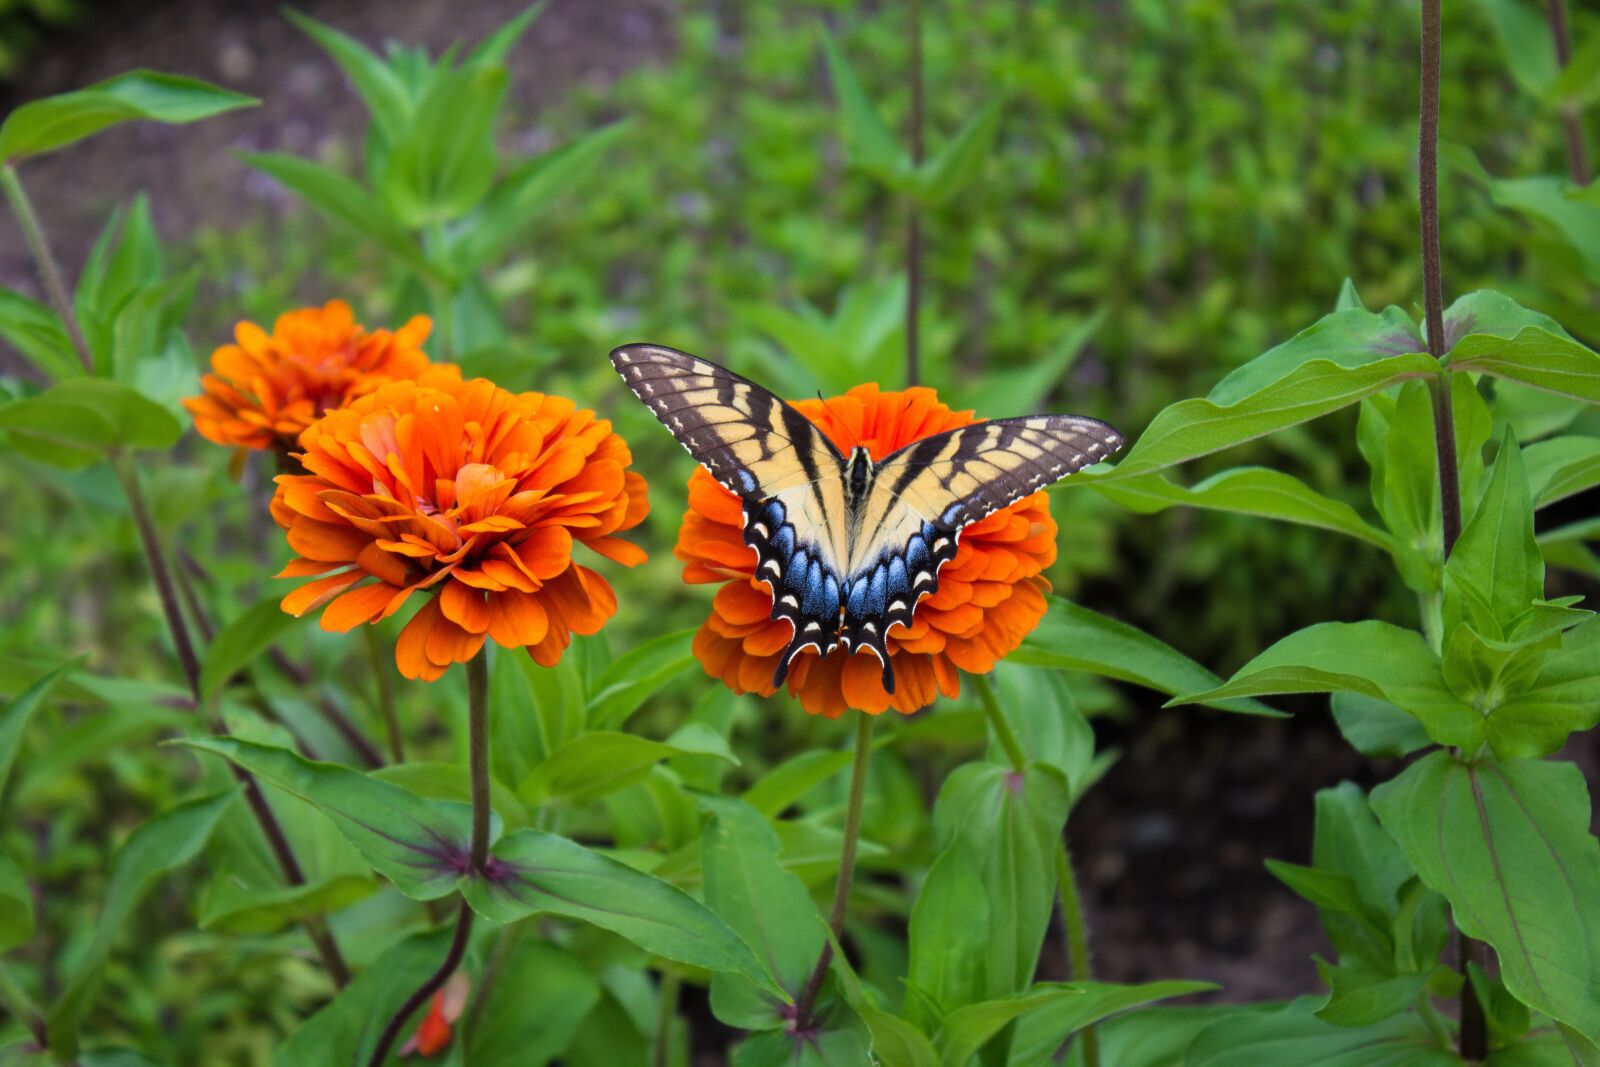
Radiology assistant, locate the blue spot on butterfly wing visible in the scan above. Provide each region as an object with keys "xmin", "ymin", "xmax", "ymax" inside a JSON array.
[
  {"xmin": 905, "ymin": 535, "xmax": 930, "ymax": 572},
  {"xmin": 774, "ymin": 524, "xmax": 795, "ymax": 557},
  {"xmin": 886, "ymin": 556, "xmax": 910, "ymax": 601}
]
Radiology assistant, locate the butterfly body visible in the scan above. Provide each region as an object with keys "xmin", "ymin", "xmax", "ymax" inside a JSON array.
[{"xmin": 610, "ymin": 344, "xmax": 1122, "ymax": 694}]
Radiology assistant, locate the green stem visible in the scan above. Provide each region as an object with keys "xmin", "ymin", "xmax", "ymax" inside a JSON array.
[
  {"xmin": 1055, "ymin": 839, "xmax": 1100, "ymax": 1067},
  {"xmin": 0, "ymin": 164, "xmax": 93, "ymax": 372},
  {"xmin": 793, "ymin": 712, "xmax": 876, "ymax": 1027},
  {"xmin": 653, "ymin": 971, "xmax": 681, "ymax": 1067},
  {"xmin": 972, "ymin": 673, "xmax": 1026, "ymax": 770},
  {"xmin": 0, "ymin": 960, "xmax": 46, "ymax": 1047},
  {"xmin": 366, "ymin": 625, "xmax": 405, "ymax": 763},
  {"xmin": 368, "ymin": 654, "xmax": 491, "ymax": 1067},
  {"xmin": 905, "ymin": 0, "xmax": 924, "ymax": 388}
]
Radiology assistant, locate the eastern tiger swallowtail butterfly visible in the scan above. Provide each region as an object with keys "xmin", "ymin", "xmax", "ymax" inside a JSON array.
[{"xmin": 610, "ymin": 344, "xmax": 1123, "ymax": 694}]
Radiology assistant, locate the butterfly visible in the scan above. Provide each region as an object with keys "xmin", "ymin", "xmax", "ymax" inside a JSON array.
[{"xmin": 610, "ymin": 344, "xmax": 1123, "ymax": 694}]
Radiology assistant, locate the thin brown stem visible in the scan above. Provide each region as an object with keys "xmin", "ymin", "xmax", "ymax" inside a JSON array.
[
  {"xmin": 366, "ymin": 625, "xmax": 405, "ymax": 763},
  {"xmin": 1546, "ymin": 0, "xmax": 1590, "ymax": 185},
  {"xmin": 0, "ymin": 165, "xmax": 93, "ymax": 372},
  {"xmin": 5, "ymin": 163, "xmax": 349, "ymax": 990},
  {"xmin": 1420, "ymin": 4, "xmax": 1483, "ymax": 1058},
  {"xmin": 905, "ymin": 0, "xmax": 924, "ymax": 388},
  {"xmin": 368, "ymin": 654, "xmax": 492, "ymax": 1067},
  {"xmin": 794, "ymin": 712, "xmax": 876, "ymax": 1028}
]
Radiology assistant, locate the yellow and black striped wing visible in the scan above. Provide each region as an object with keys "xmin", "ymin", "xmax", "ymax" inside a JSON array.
[
  {"xmin": 840, "ymin": 415, "xmax": 1123, "ymax": 682},
  {"xmin": 609, "ymin": 344, "xmax": 853, "ymax": 683}
]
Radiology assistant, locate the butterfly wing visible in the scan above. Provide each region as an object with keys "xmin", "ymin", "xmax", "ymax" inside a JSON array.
[
  {"xmin": 842, "ymin": 414, "xmax": 1123, "ymax": 690},
  {"xmin": 609, "ymin": 344, "xmax": 852, "ymax": 684}
]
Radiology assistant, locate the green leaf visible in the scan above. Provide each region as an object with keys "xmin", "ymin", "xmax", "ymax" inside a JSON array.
[
  {"xmin": 742, "ymin": 748, "xmax": 859, "ymax": 818},
  {"xmin": 490, "ymin": 647, "xmax": 583, "ymax": 787},
  {"xmin": 519, "ymin": 730, "xmax": 734, "ymax": 806},
  {"xmin": 0, "ymin": 661, "xmax": 73, "ymax": 805},
  {"xmin": 1185, "ymin": 996, "xmax": 1458, "ymax": 1066},
  {"xmin": 1329, "ymin": 693, "xmax": 1431, "ymax": 759},
  {"xmin": 1446, "ymin": 327, "xmax": 1600, "ymax": 402},
  {"xmin": 0, "ymin": 288, "xmax": 78, "ymax": 380},
  {"xmin": 1446, "ymin": 430, "xmax": 1541, "ymax": 634},
  {"xmin": 819, "ymin": 29, "xmax": 910, "ymax": 186},
  {"xmin": 1371, "ymin": 752, "xmax": 1600, "ymax": 1046},
  {"xmin": 702, "ymin": 799, "xmax": 820, "ymax": 1026},
  {"xmin": 198, "ymin": 595, "xmax": 307, "ymax": 701},
  {"xmin": 465, "ymin": 0, "xmax": 550, "ymax": 68},
  {"xmin": 938, "ymin": 985, "xmax": 1082, "ymax": 1067},
  {"xmin": 178, "ymin": 736, "xmax": 475, "ymax": 900},
  {"xmin": 1172, "ymin": 621, "xmax": 1480, "ymax": 750},
  {"xmin": 1089, "ymin": 466, "xmax": 1390, "ymax": 549},
  {"xmin": 916, "ymin": 100, "xmax": 1002, "ymax": 205},
  {"xmin": 378, "ymin": 65, "xmax": 506, "ymax": 227},
  {"xmin": 285, "ymin": 9, "xmax": 413, "ymax": 142},
  {"xmin": 861, "ymin": 1005, "xmax": 941, "ymax": 1067},
  {"xmin": 1523, "ymin": 435, "xmax": 1600, "ymax": 509},
  {"xmin": 1473, "ymin": 0, "xmax": 1558, "ymax": 97},
  {"xmin": 273, "ymin": 925, "xmax": 453, "ymax": 1067},
  {"xmin": 240, "ymin": 151, "xmax": 437, "ymax": 280},
  {"xmin": 933, "ymin": 762, "xmax": 1068, "ymax": 998},
  {"xmin": 1094, "ymin": 306, "xmax": 1434, "ymax": 481},
  {"xmin": 584, "ymin": 628, "xmax": 696, "ymax": 730},
  {"xmin": 461, "ymin": 827, "xmax": 779, "ymax": 996},
  {"xmin": 1376, "ymin": 382, "xmax": 1447, "ymax": 591},
  {"xmin": 0, "ymin": 71, "xmax": 255, "ymax": 163},
  {"xmin": 1335, "ymin": 278, "xmax": 1367, "ymax": 312},
  {"xmin": 46, "ymin": 789, "xmax": 238, "ymax": 1057},
  {"xmin": 1486, "ymin": 176, "xmax": 1600, "ymax": 284},
  {"xmin": 735, "ymin": 1010, "xmax": 873, "ymax": 1067},
  {"xmin": 1013, "ymin": 596, "xmax": 1278, "ymax": 716},
  {"xmin": 467, "ymin": 939, "xmax": 602, "ymax": 1067},
  {"xmin": 0, "ymin": 379, "xmax": 181, "ymax": 467},
  {"xmin": 1264, "ymin": 861, "xmax": 1371, "ymax": 924},
  {"xmin": 906, "ymin": 839, "xmax": 990, "ymax": 1030},
  {"xmin": 1491, "ymin": 618, "xmax": 1600, "ymax": 758},
  {"xmin": 0, "ymin": 847, "xmax": 32, "ymax": 953},
  {"xmin": 1314, "ymin": 962, "xmax": 1430, "ymax": 1027},
  {"xmin": 451, "ymin": 121, "xmax": 630, "ymax": 271},
  {"xmin": 1468, "ymin": 961, "xmax": 1531, "ymax": 1047},
  {"xmin": 1003, "ymin": 980, "xmax": 1219, "ymax": 1065}
]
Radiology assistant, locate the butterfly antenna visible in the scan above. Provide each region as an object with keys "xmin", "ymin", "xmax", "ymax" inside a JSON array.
[{"xmin": 816, "ymin": 391, "xmax": 863, "ymax": 452}]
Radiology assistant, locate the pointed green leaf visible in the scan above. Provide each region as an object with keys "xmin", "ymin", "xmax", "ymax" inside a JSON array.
[
  {"xmin": 1090, "ymin": 466, "xmax": 1390, "ymax": 549},
  {"xmin": 378, "ymin": 65, "xmax": 506, "ymax": 226},
  {"xmin": 1186, "ymin": 996, "xmax": 1457, "ymax": 1066},
  {"xmin": 0, "ymin": 71, "xmax": 255, "ymax": 163},
  {"xmin": 0, "ymin": 847, "xmax": 32, "ymax": 953},
  {"xmin": 1003, "ymin": 980, "xmax": 1218, "ymax": 1065},
  {"xmin": 1172, "ymin": 621, "xmax": 1479, "ymax": 749},
  {"xmin": 916, "ymin": 100, "xmax": 1002, "ymax": 205},
  {"xmin": 461, "ymin": 828, "xmax": 778, "ymax": 996},
  {"xmin": 1371, "ymin": 752, "xmax": 1600, "ymax": 1047},
  {"xmin": 519, "ymin": 730, "xmax": 734, "ymax": 806},
  {"xmin": 0, "ymin": 289, "xmax": 78, "ymax": 380},
  {"xmin": 1330, "ymin": 693, "xmax": 1431, "ymax": 759},
  {"xmin": 1491, "ymin": 618, "xmax": 1600, "ymax": 758},
  {"xmin": 285, "ymin": 9, "xmax": 412, "ymax": 141},
  {"xmin": 906, "ymin": 839, "xmax": 989, "ymax": 1030},
  {"xmin": 1446, "ymin": 327, "xmax": 1600, "ymax": 402},
  {"xmin": 198, "ymin": 595, "xmax": 308, "ymax": 700},
  {"xmin": 1447, "ymin": 430, "xmax": 1541, "ymax": 633},
  {"xmin": 0, "ymin": 661, "xmax": 74, "ymax": 804},
  {"xmin": 1523, "ymin": 436, "xmax": 1600, "ymax": 509},
  {"xmin": 1013, "ymin": 596, "xmax": 1278, "ymax": 716},
  {"xmin": 819, "ymin": 30, "xmax": 910, "ymax": 186},
  {"xmin": 465, "ymin": 0, "xmax": 551, "ymax": 68},
  {"xmin": 584, "ymin": 627, "xmax": 696, "ymax": 730},
  {"xmin": 0, "ymin": 379, "xmax": 181, "ymax": 467},
  {"xmin": 178, "ymin": 737, "xmax": 475, "ymax": 900},
  {"xmin": 467, "ymin": 939, "xmax": 602, "ymax": 1066}
]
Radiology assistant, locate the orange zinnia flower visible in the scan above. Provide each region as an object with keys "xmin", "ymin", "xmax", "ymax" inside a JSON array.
[
  {"xmin": 272, "ymin": 369, "xmax": 649, "ymax": 680},
  {"xmin": 184, "ymin": 299, "xmax": 442, "ymax": 454},
  {"xmin": 676, "ymin": 384, "xmax": 1058, "ymax": 719}
]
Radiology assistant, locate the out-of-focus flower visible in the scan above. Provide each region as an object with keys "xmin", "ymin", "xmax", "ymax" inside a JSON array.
[
  {"xmin": 272, "ymin": 369, "xmax": 649, "ymax": 680},
  {"xmin": 184, "ymin": 299, "xmax": 441, "ymax": 455},
  {"xmin": 676, "ymin": 384, "xmax": 1057, "ymax": 718},
  {"xmin": 399, "ymin": 972, "xmax": 470, "ymax": 1057}
]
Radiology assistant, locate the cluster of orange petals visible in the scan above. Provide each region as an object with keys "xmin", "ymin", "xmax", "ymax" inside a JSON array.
[
  {"xmin": 272, "ymin": 368, "xmax": 649, "ymax": 681},
  {"xmin": 184, "ymin": 299, "xmax": 440, "ymax": 453},
  {"xmin": 677, "ymin": 384, "xmax": 1058, "ymax": 718}
]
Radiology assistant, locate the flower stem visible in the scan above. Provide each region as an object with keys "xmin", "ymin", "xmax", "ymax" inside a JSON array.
[
  {"xmin": 113, "ymin": 456, "xmax": 204, "ymax": 696},
  {"xmin": 368, "ymin": 653, "xmax": 491, "ymax": 1067},
  {"xmin": 1418, "ymin": 5, "xmax": 1483, "ymax": 1058},
  {"xmin": 1054, "ymin": 839, "xmax": 1100, "ymax": 1067},
  {"xmin": 1545, "ymin": 0, "xmax": 1590, "ymax": 185},
  {"xmin": 794, "ymin": 711, "xmax": 876, "ymax": 1027},
  {"xmin": 653, "ymin": 970, "xmax": 681, "ymax": 1067},
  {"xmin": 366, "ymin": 625, "xmax": 405, "ymax": 763},
  {"xmin": 972, "ymin": 673, "xmax": 1026, "ymax": 770},
  {"xmin": 0, "ymin": 164, "xmax": 93, "ymax": 373},
  {"xmin": 905, "ymin": 0, "xmax": 924, "ymax": 389}
]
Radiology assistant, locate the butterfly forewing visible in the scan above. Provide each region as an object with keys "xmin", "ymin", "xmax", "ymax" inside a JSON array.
[
  {"xmin": 609, "ymin": 344, "xmax": 851, "ymax": 681},
  {"xmin": 838, "ymin": 416, "xmax": 1124, "ymax": 678}
]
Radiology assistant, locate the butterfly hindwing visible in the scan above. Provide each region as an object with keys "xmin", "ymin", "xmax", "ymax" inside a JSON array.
[
  {"xmin": 610, "ymin": 344, "xmax": 851, "ymax": 684},
  {"xmin": 839, "ymin": 415, "xmax": 1125, "ymax": 686}
]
